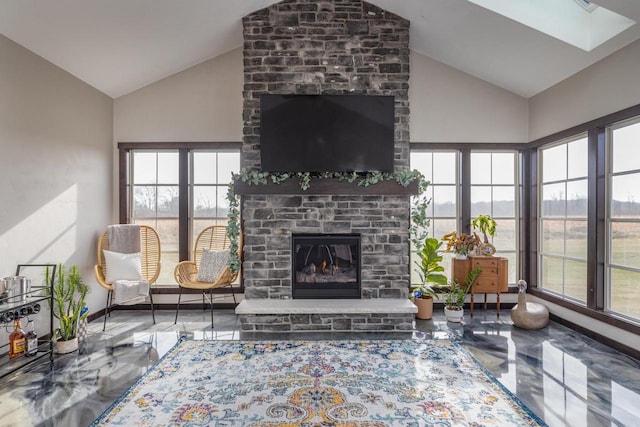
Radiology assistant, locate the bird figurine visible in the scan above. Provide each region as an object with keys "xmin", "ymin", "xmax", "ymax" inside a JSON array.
[{"xmin": 510, "ymin": 279, "xmax": 549, "ymax": 330}]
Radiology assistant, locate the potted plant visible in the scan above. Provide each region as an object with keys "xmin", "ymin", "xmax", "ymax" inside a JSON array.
[
  {"xmin": 409, "ymin": 191, "xmax": 447, "ymax": 320},
  {"xmin": 410, "ymin": 237, "xmax": 448, "ymax": 320},
  {"xmin": 441, "ymin": 232, "xmax": 481, "ymax": 259},
  {"xmin": 438, "ymin": 267, "xmax": 482, "ymax": 322},
  {"xmin": 47, "ymin": 264, "xmax": 89, "ymax": 354},
  {"xmin": 472, "ymin": 214, "xmax": 497, "ymax": 255}
]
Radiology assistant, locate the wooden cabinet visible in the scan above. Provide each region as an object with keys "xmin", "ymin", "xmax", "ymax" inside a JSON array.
[{"xmin": 451, "ymin": 255, "xmax": 508, "ymax": 317}]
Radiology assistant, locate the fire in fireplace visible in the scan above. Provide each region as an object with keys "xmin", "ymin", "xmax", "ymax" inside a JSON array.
[{"xmin": 291, "ymin": 234, "xmax": 361, "ymax": 299}]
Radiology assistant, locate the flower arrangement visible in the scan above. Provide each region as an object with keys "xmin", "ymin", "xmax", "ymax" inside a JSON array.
[{"xmin": 441, "ymin": 232, "xmax": 481, "ymax": 256}]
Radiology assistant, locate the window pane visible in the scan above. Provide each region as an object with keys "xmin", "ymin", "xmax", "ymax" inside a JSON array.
[
  {"xmin": 611, "ymin": 222, "xmax": 640, "ymax": 269},
  {"xmin": 194, "ymin": 152, "xmax": 217, "ymax": 184},
  {"xmin": 493, "ymin": 219, "xmax": 516, "ymax": 251},
  {"xmin": 542, "ymin": 144, "xmax": 567, "ymax": 183},
  {"xmin": 421, "ymin": 186, "xmax": 434, "ymax": 217},
  {"xmin": 564, "ymin": 260, "xmax": 587, "ymax": 302},
  {"xmin": 493, "ymin": 186, "xmax": 515, "ymax": 217},
  {"xmin": 542, "ymin": 183, "xmax": 565, "ymax": 217},
  {"xmin": 432, "ymin": 185, "xmax": 456, "ymax": 217},
  {"xmin": 218, "ymin": 152, "xmax": 241, "ymax": 183},
  {"xmin": 610, "ymin": 268, "xmax": 640, "ymax": 319},
  {"xmin": 156, "ymin": 186, "xmax": 179, "ymax": 217},
  {"xmin": 471, "ymin": 152, "xmax": 491, "ymax": 184},
  {"xmin": 133, "ymin": 152, "xmax": 157, "ymax": 184},
  {"xmin": 492, "ymin": 153, "xmax": 514, "ymax": 185},
  {"xmin": 410, "ymin": 152, "xmax": 432, "ymax": 178},
  {"xmin": 611, "ymin": 174, "xmax": 640, "ymax": 218},
  {"xmin": 542, "ymin": 220, "xmax": 565, "ymax": 255},
  {"xmin": 193, "ymin": 186, "xmax": 217, "ymax": 218},
  {"xmin": 566, "ymin": 179, "xmax": 588, "ymax": 217},
  {"xmin": 567, "ymin": 137, "xmax": 588, "ymax": 179},
  {"xmin": 470, "ymin": 186, "xmax": 491, "ymax": 217},
  {"xmin": 133, "ymin": 186, "xmax": 157, "ymax": 218},
  {"xmin": 541, "ymin": 256, "xmax": 564, "ymax": 294},
  {"xmin": 217, "ymin": 187, "xmax": 229, "ymax": 217},
  {"xmin": 432, "ymin": 219, "xmax": 457, "ymax": 242},
  {"xmin": 565, "ymin": 220, "xmax": 588, "ymax": 259},
  {"xmin": 157, "ymin": 152, "xmax": 179, "ymax": 184},
  {"xmin": 502, "ymin": 252, "xmax": 517, "ymax": 284},
  {"xmin": 612, "ymin": 121, "xmax": 640, "ymax": 174}
]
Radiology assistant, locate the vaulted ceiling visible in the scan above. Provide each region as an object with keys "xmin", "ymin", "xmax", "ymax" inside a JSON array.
[{"xmin": 1, "ymin": 0, "xmax": 639, "ymax": 98}]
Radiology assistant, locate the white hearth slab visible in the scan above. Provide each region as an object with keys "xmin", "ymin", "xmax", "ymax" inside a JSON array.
[{"xmin": 236, "ymin": 298, "xmax": 418, "ymax": 315}]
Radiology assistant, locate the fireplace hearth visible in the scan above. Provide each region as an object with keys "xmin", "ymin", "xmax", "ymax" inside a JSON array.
[{"xmin": 292, "ymin": 234, "xmax": 361, "ymax": 299}]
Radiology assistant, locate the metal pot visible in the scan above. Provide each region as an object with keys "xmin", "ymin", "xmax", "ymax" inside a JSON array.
[{"xmin": 1, "ymin": 276, "xmax": 31, "ymax": 302}]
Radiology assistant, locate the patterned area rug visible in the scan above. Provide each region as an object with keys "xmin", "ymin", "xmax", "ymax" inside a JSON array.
[{"xmin": 91, "ymin": 339, "xmax": 546, "ymax": 426}]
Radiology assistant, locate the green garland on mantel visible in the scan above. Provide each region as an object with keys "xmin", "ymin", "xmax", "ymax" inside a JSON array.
[{"xmin": 224, "ymin": 168, "xmax": 429, "ymax": 273}]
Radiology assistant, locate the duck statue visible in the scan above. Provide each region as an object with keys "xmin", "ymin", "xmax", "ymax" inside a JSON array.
[{"xmin": 510, "ymin": 279, "xmax": 549, "ymax": 330}]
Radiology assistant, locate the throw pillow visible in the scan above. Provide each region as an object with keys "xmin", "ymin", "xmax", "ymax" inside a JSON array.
[
  {"xmin": 103, "ymin": 250, "xmax": 143, "ymax": 284},
  {"xmin": 197, "ymin": 249, "xmax": 230, "ymax": 283}
]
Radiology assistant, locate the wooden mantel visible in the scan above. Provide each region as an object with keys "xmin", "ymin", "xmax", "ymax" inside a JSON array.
[{"xmin": 233, "ymin": 178, "xmax": 419, "ymax": 196}]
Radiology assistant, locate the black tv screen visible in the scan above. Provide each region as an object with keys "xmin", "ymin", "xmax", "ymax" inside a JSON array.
[{"xmin": 259, "ymin": 94, "xmax": 395, "ymax": 173}]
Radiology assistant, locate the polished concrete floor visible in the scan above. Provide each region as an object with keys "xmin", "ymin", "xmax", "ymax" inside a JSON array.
[{"xmin": 1, "ymin": 308, "xmax": 639, "ymax": 427}]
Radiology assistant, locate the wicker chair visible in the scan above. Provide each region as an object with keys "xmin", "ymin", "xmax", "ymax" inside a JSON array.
[
  {"xmin": 94, "ymin": 225, "xmax": 161, "ymax": 331},
  {"xmin": 173, "ymin": 225, "xmax": 240, "ymax": 328}
]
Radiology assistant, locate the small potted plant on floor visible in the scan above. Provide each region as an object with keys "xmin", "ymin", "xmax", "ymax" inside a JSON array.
[
  {"xmin": 411, "ymin": 237, "xmax": 448, "ymax": 320},
  {"xmin": 409, "ymin": 190, "xmax": 447, "ymax": 320},
  {"xmin": 438, "ymin": 267, "xmax": 482, "ymax": 322},
  {"xmin": 472, "ymin": 214, "xmax": 497, "ymax": 256},
  {"xmin": 48, "ymin": 264, "xmax": 89, "ymax": 354}
]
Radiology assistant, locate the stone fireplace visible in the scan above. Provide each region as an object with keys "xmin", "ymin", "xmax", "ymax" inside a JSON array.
[{"xmin": 235, "ymin": 0, "xmax": 417, "ymax": 331}]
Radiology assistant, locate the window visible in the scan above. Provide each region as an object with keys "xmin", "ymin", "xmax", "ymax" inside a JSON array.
[
  {"xmin": 410, "ymin": 150, "xmax": 459, "ymax": 283},
  {"xmin": 410, "ymin": 148, "xmax": 521, "ymax": 285},
  {"xmin": 470, "ymin": 151, "xmax": 519, "ymax": 283},
  {"xmin": 120, "ymin": 143, "xmax": 241, "ymax": 286},
  {"xmin": 130, "ymin": 151, "xmax": 180, "ymax": 285},
  {"xmin": 607, "ymin": 119, "xmax": 640, "ymax": 320},
  {"xmin": 538, "ymin": 135, "xmax": 588, "ymax": 303}
]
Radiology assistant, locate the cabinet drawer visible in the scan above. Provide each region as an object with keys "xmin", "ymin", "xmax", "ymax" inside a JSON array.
[
  {"xmin": 473, "ymin": 258, "xmax": 499, "ymax": 269},
  {"xmin": 477, "ymin": 267, "xmax": 498, "ymax": 276},
  {"xmin": 472, "ymin": 277, "xmax": 499, "ymax": 293}
]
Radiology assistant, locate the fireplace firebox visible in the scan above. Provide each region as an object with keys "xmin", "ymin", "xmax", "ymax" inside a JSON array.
[{"xmin": 291, "ymin": 234, "xmax": 361, "ymax": 299}]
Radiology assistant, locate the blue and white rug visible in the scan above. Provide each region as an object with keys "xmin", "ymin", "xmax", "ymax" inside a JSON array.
[{"xmin": 91, "ymin": 339, "xmax": 546, "ymax": 426}]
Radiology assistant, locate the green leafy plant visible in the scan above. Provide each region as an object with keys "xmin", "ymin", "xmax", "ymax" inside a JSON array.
[
  {"xmin": 472, "ymin": 214, "xmax": 497, "ymax": 243},
  {"xmin": 47, "ymin": 264, "xmax": 89, "ymax": 341},
  {"xmin": 438, "ymin": 267, "xmax": 482, "ymax": 309},
  {"xmin": 411, "ymin": 237, "xmax": 448, "ymax": 299}
]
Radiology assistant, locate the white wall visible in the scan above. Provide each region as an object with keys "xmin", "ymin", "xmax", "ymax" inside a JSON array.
[
  {"xmin": 529, "ymin": 39, "xmax": 640, "ymax": 141},
  {"xmin": 410, "ymin": 51, "xmax": 529, "ymax": 143},
  {"xmin": 0, "ymin": 35, "xmax": 113, "ymax": 332},
  {"xmin": 114, "ymin": 48, "xmax": 243, "ymax": 142}
]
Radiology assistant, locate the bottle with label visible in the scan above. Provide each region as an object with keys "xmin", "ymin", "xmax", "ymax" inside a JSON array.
[
  {"xmin": 9, "ymin": 318, "xmax": 26, "ymax": 359},
  {"xmin": 25, "ymin": 320, "xmax": 38, "ymax": 357}
]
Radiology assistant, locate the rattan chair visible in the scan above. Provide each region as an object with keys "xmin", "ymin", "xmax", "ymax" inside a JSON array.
[
  {"xmin": 94, "ymin": 225, "xmax": 161, "ymax": 331},
  {"xmin": 174, "ymin": 225, "xmax": 240, "ymax": 328}
]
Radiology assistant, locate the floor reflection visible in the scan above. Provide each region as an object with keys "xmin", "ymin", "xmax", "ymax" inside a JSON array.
[{"xmin": 0, "ymin": 309, "xmax": 638, "ymax": 426}]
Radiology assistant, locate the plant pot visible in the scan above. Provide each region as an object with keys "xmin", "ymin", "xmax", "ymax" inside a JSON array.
[
  {"xmin": 414, "ymin": 297, "xmax": 433, "ymax": 320},
  {"xmin": 444, "ymin": 306, "xmax": 464, "ymax": 323},
  {"xmin": 55, "ymin": 337, "xmax": 78, "ymax": 354},
  {"xmin": 455, "ymin": 253, "xmax": 468, "ymax": 260}
]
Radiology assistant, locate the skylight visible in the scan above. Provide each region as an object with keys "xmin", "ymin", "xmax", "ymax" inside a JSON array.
[{"xmin": 467, "ymin": 0, "xmax": 636, "ymax": 51}]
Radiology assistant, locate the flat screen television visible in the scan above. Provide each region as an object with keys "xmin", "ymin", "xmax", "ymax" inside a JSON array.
[{"xmin": 259, "ymin": 94, "xmax": 395, "ymax": 173}]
